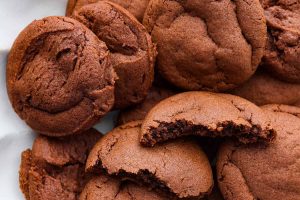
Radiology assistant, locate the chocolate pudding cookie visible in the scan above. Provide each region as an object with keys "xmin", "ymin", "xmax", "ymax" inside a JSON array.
[
  {"xmin": 66, "ymin": 0, "xmax": 150, "ymax": 22},
  {"xmin": 140, "ymin": 92, "xmax": 276, "ymax": 146},
  {"xmin": 80, "ymin": 175, "xmax": 166, "ymax": 200},
  {"xmin": 117, "ymin": 86, "xmax": 176, "ymax": 125},
  {"xmin": 73, "ymin": 1, "xmax": 155, "ymax": 108},
  {"xmin": 7, "ymin": 16, "xmax": 116, "ymax": 136},
  {"xmin": 143, "ymin": 0, "xmax": 267, "ymax": 91},
  {"xmin": 86, "ymin": 121, "xmax": 214, "ymax": 199},
  {"xmin": 216, "ymin": 105, "xmax": 300, "ymax": 200},
  {"xmin": 19, "ymin": 129, "xmax": 102, "ymax": 200},
  {"xmin": 261, "ymin": 1, "xmax": 300, "ymax": 83},
  {"xmin": 231, "ymin": 70, "xmax": 300, "ymax": 105}
]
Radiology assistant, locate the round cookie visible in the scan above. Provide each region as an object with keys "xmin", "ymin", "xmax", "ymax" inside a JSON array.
[
  {"xmin": 19, "ymin": 129, "xmax": 102, "ymax": 200},
  {"xmin": 6, "ymin": 16, "xmax": 116, "ymax": 136},
  {"xmin": 216, "ymin": 106, "xmax": 300, "ymax": 200},
  {"xmin": 86, "ymin": 121, "xmax": 214, "ymax": 199},
  {"xmin": 72, "ymin": 1, "xmax": 155, "ymax": 108},
  {"xmin": 117, "ymin": 86, "xmax": 177, "ymax": 125},
  {"xmin": 140, "ymin": 92, "xmax": 276, "ymax": 147},
  {"xmin": 261, "ymin": 1, "xmax": 300, "ymax": 83},
  {"xmin": 80, "ymin": 175, "xmax": 166, "ymax": 200},
  {"xmin": 231, "ymin": 70, "xmax": 300, "ymax": 105},
  {"xmin": 66, "ymin": 0, "xmax": 150, "ymax": 22},
  {"xmin": 143, "ymin": 0, "xmax": 267, "ymax": 91}
]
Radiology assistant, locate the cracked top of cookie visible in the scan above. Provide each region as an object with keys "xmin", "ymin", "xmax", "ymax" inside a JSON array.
[
  {"xmin": 140, "ymin": 92, "xmax": 276, "ymax": 146},
  {"xmin": 66, "ymin": 0, "xmax": 150, "ymax": 22},
  {"xmin": 72, "ymin": 1, "xmax": 156, "ymax": 109},
  {"xmin": 143, "ymin": 0, "xmax": 267, "ymax": 91},
  {"xmin": 216, "ymin": 105, "xmax": 300, "ymax": 200},
  {"xmin": 261, "ymin": 0, "xmax": 300, "ymax": 82},
  {"xmin": 6, "ymin": 16, "xmax": 116, "ymax": 136},
  {"xmin": 19, "ymin": 129, "xmax": 102, "ymax": 200},
  {"xmin": 80, "ymin": 175, "xmax": 166, "ymax": 200},
  {"xmin": 86, "ymin": 121, "xmax": 213, "ymax": 199}
]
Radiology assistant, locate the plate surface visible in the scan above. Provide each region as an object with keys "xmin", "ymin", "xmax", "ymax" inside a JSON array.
[{"xmin": 0, "ymin": 1, "xmax": 117, "ymax": 199}]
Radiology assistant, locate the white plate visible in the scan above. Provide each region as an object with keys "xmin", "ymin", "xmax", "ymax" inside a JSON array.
[{"xmin": 0, "ymin": 1, "xmax": 117, "ymax": 199}]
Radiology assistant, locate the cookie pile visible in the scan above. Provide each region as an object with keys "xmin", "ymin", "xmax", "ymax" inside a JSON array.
[{"xmin": 5, "ymin": 0, "xmax": 300, "ymax": 200}]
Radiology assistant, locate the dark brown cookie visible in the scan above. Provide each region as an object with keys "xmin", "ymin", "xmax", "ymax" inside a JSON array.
[
  {"xmin": 6, "ymin": 16, "xmax": 116, "ymax": 136},
  {"xmin": 66, "ymin": 0, "xmax": 150, "ymax": 22},
  {"xmin": 216, "ymin": 106, "xmax": 300, "ymax": 200},
  {"xmin": 80, "ymin": 175, "xmax": 167, "ymax": 200},
  {"xmin": 19, "ymin": 129, "xmax": 102, "ymax": 200},
  {"xmin": 117, "ymin": 86, "xmax": 177, "ymax": 125},
  {"xmin": 86, "ymin": 121, "xmax": 213, "ymax": 199},
  {"xmin": 231, "ymin": 70, "xmax": 300, "ymax": 105},
  {"xmin": 261, "ymin": 1, "xmax": 300, "ymax": 83},
  {"xmin": 140, "ymin": 92, "xmax": 276, "ymax": 147},
  {"xmin": 143, "ymin": 0, "xmax": 267, "ymax": 91},
  {"xmin": 72, "ymin": 1, "xmax": 155, "ymax": 109}
]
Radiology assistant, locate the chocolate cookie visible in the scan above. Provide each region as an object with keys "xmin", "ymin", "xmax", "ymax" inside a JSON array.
[
  {"xmin": 143, "ymin": 0, "xmax": 267, "ymax": 91},
  {"xmin": 86, "ymin": 121, "xmax": 213, "ymax": 199},
  {"xmin": 140, "ymin": 92, "xmax": 276, "ymax": 147},
  {"xmin": 262, "ymin": 104, "xmax": 300, "ymax": 118},
  {"xmin": 231, "ymin": 70, "xmax": 300, "ymax": 105},
  {"xmin": 19, "ymin": 129, "xmax": 102, "ymax": 200},
  {"xmin": 72, "ymin": 1, "xmax": 155, "ymax": 108},
  {"xmin": 80, "ymin": 175, "xmax": 166, "ymax": 200},
  {"xmin": 117, "ymin": 86, "xmax": 176, "ymax": 125},
  {"xmin": 216, "ymin": 106, "xmax": 300, "ymax": 200},
  {"xmin": 261, "ymin": 0, "xmax": 300, "ymax": 12},
  {"xmin": 261, "ymin": 0, "xmax": 300, "ymax": 82},
  {"xmin": 66, "ymin": 0, "xmax": 150, "ymax": 22},
  {"xmin": 7, "ymin": 16, "xmax": 116, "ymax": 136}
]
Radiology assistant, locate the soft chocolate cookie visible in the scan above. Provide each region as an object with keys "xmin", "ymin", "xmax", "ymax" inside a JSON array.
[
  {"xmin": 261, "ymin": 1, "xmax": 300, "ymax": 83},
  {"xmin": 80, "ymin": 175, "xmax": 166, "ymax": 200},
  {"xmin": 72, "ymin": 1, "xmax": 155, "ymax": 108},
  {"xmin": 140, "ymin": 92, "xmax": 276, "ymax": 147},
  {"xmin": 117, "ymin": 86, "xmax": 176, "ymax": 125},
  {"xmin": 216, "ymin": 106, "xmax": 300, "ymax": 200},
  {"xmin": 231, "ymin": 70, "xmax": 300, "ymax": 105},
  {"xmin": 66, "ymin": 0, "xmax": 150, "ymax": 22},
  {"xmin": 7, "ymin": 16, "xmax": 116, "ymax": 136},
  {"xmin": 86, "ymin": 121, "xmax": 213, "ymax": 199},
  {"xmin": 19, "ymin": 129, "xmax": 102, "ymax": 200},
  {"xmin": 143, "ymin": 0, "xmax": 267, "ymax": 91}
]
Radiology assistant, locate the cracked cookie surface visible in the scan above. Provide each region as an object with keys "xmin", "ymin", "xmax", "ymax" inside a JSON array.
[
  {"xmin": 66, "ymin": 0, "xmax": 150, "ymax": 22},
  {"xmin": 261, "ymin": 0, "xmax": 300, "ymax": 82},
  {"xmin": 231, "ymin": 70, "xmax": 300, "ymax": 106},
  {"xmin": 19, "ymin": 129, "xmax": 102, "ymax": 200},
  {"xmin": 140, "ymin": 92, "xmax": 276, "ymax": 146},
  {"xmin": 216, "ymin": 105, "xmax": 300, "ymax": 200},
  {"xmin": 86, "ymin": 121, "xmax": 213, "ymax": 199},
  {"xmin": 72, "ymin": 1, "xmax": 156, "ymax": 108},
  {"xmin": 6, "ymin": 16, "xmax": 116, "ymax": 136},
  {"xmin": 143, "ymin": 0, "xmax": 267, "ymax": 91},
  {"xmin": 79, "ymin": 175, "xmax": 166, "ymax": 200}
]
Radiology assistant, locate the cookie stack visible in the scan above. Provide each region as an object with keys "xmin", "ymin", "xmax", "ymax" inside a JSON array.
[{"xmin": 5, "ymin": 0, "xmax": 300, "ymax": 200}]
